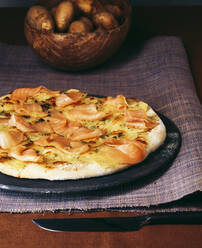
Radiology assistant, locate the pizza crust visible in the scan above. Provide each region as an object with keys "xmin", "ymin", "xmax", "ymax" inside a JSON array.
[
  {"xmin": 0, "ymin": 160, "xmax": 128, "ymax": 180},
  {"xmin": 146, "ymin": 108, "xmax": 166, "ymax": 154}
]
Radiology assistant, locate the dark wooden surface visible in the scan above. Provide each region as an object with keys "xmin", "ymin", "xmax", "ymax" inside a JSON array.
[{"xmin": 0, "ymin": 6, "xmax": 202, "ymax": 248}]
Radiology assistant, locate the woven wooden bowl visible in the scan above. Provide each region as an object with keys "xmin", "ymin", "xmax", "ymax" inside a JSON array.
[{"xmin": 24, "ymin": 0, "xmax": 132, "ymax": 71}]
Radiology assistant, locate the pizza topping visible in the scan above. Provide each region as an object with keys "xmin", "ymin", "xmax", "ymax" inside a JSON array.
[
  {"xmin": 125, "ymin": 109, "xmax": 149, "ymax": 122},
  {"xmin": 67, "ymin": 103, "xmax": 106, "ymax": 121},
  {"xmin": 0, "ymin": 130, "xmax": 25, "ymax": 149},
  {"xmin": 0, "ymin": 111, "xmax": 11, "ymax": 117},
  {"xmin": 11, "ymin": 86, "xmax": 58, "ymax": 102},
  {"xmin": 40, "ymin": 103, "xmax": 51, "ymax": 112},
  {"xmin": 0, "ymin": 86, "xmax": 166, "ymax": 180},
  {"xmin": 33, "ymin": 121, "xmax": 53, "ymax": 133},
  {"xmin": 0, "ymin": 118, "xmax": 10, "ymax": 125},
  {"xmin": 35, "ymin": 136, "xmax": 89, "ymax": 154},
  {"xmin": 104, "ymin": 95, "xmax": 128, "ymax": 110},
  {"xmin": 48, "ymin": 136, "xmax": 70, "ymax": 149},
  {"xmin": 56, "ymin": 90, "xmax": 84, "ymax": 107},
  {"xmin": 64, "ymin": 122, "xmax": 82, "ymax": 139},
  {"xmin": 56, "ymin": 94, "xmax": 72, "ymax": 107},
  {"xmin": 70, "ymin": 127, "xmax": 106, "ymax": 141},
  {"xmin": 104, "ymin": 138, "xmax": 146, "ymax": 164},
  {"xmin": 35, "ymin": 136, "xmax": 71, "ymax": 152},
  {"xmin": 9, "ymin": 114, "xmax": 34, "ymax": 132},
  {"xmin": 69, "ymin": 141, "xmax": 89, "ymax": 154},
  {"xmin": 34, "ymin": 136, "xmax": 51, "ymax": 147},
  {"xmin": 48, "ymin": 110, "xmax": 103, "ymax": 141},
  {"xmin": 124, "ymin": 109, "xmax": 158, "ymax": 130},
  {"xmin": 0, "ymin": 155, "xmax": 10, "ymax": 162},
  {"xmin": 14, "ymin": 103, "xmax": 46, "ymax": 117},
  {"xmin": 49, "ymin": 110, "xmax": 72, "ymax": 136},
  {"xmin": 9, "ymin": 145, "xmax": 42, "ymax": 162}
]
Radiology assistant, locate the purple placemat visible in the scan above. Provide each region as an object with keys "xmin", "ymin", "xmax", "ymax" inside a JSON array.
[{"xmin": 0, "ymin": 36, "xmax": 201, "ymax": 213}]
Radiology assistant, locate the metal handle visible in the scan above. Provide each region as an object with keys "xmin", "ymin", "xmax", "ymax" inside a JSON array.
[{"xmin": 148, "ymin": 212, "xmax": 202, "ymax": 225}]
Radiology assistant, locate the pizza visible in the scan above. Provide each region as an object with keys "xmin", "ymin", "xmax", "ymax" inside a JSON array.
[{"xmin": 0, "ymin": 86, "xmax": 166, "ymax": 180}]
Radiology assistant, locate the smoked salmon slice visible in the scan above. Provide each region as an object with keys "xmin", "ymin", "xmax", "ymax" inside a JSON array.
[
  {"xmin": 33, "ymin": 121, "xmax": 53, "ymax": 133},
  {"xmin": 14, "ymin": 103, "xmax": 46, "ymax": 117},
  {"xmin": 125, "ymin": 109, "xmax": 149, "ymax": 122},
  {"xmin": 104, "ymin": 95, "xmax": 128, "ymax": 110},
  {"xmin": 70, "ymin": 127, "xmax": 106, "ymax": 141},
  {"xmin": 50, "ymin": 136, "xmax": 89, "ymax": 154},
  {"xmin": 49, "ymin": 110, "xmax": 105, "ymax": 141},
  {"xmin": 49, "ymin": 110, "xmax": 82, "ymax": 137},
  {"xmin": 35, "ymin": 136, "xmax": 89, "ymax": 154},
  {"xmin": 69, "ymin": 141, "xmax": 89, "ymax": 154},
  {"xmin": 35, "ymin": 136, "xmax": 69, "ymax": 150},
  {"xmin": 11, "ymin": 86, "xmax": 59, "ymax": 102},
  {"xmin": 9, "ymin": 114, "xmax": 35, "ymax": 132},
  {"xmin": 104, "ymin": 138, "xmax": 146, "ymax": 164},
  {"xmin": 49, "ymin": 111, "xmax": 70, "ymax": 136},
  {"xmin": 0, "ymin": 130, "xmax": 25, "ymax": 149},
  {"xmin": 55, "ymin": 90, "xmax": 84, "ymax": 107},
  {"xmin": 67, "ymin": 104, "xmax": 106, "ymax": 121},
  {"xmin": 9, "ymin": 145, "xmax": 41, "ymax": 162},
  {"xmin": 125, "ymin": 109, "xmax": 158, "ymax": 130},
  {"xmin": 34, "ymin": 136, "xmax": 51, "ymax": 147}
]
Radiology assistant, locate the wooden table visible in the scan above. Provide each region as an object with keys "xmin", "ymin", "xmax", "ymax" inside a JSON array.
[{"xmin": 0, "ymin": 6, "xmax": 201, "ymax": 248}]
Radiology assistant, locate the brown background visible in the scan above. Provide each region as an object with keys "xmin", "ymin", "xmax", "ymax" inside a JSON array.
[{"xmin": 0, "ymin": 6, "xmax": 201, "ymax": 248}]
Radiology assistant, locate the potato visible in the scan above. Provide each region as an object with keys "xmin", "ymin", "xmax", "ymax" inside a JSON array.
[
  {"xmin": 69, "ymin": 19, "xmax": 92, "ymax": 33},
  {"xmin": 55, "ymin": 1, "xmax": 74, "ymax": 32},
  {"xmin": 93, "ymin": 11, "xmax": 118, "ymax": 30},
  {"xmin": 80, "ymin": 17, "xmax": 94, "ymax": 31},
  {"xmin": 75, "ymin": 0, "xmax": 93, "ymax": 15},
  {"xmin": 75, "ymin": 0, "xmax": 104, "ymax": 15},
  {"xmin": 104, "ymin": 4, "xmax": 123, "ymax": 19},
  {"xmin": 26, "ymin": 5, "xmax": 54, "ymax": 32}
]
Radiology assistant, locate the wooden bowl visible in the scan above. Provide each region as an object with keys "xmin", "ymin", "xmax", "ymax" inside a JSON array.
[{"xmin": 24, "ymin": 0, "xmax": 132, "ymax": 71}]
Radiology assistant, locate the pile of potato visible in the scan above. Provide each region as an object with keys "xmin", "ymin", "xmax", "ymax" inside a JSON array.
[{"xmin": 26, "ymin": 0, "xmax": 124, "ymax": 34}]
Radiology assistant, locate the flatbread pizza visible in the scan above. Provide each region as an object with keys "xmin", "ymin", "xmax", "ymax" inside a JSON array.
[{"xmin": 0, "ymin": 86, "xmax": 166, "ymax": 180}]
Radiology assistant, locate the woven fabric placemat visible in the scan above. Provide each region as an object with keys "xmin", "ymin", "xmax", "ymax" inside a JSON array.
[{"xmin": 0, "ymin": 36, "xmax": 201, "ymax": 213}]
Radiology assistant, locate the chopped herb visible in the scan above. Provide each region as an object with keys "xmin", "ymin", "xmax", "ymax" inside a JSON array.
[
  {"xmin": 0, "ymin": 156, "xmax": 11, "ymax": 161},
  {"xmin": 3, "ymin": 96, "xmax": 10, "ymax": 100},
  {"xmin": 23, "ymin": 115, "xmax": 30, "ymax": 119},
  {"xmin": 24, "ymin": 140, "xmax": 33, "ymax": 146},
  {"xmin": 0, "ymin": 111, "xmax": 10, "ymax": 117},
  {"xmin": 48, "ymin": 97, "xmax": 56, "ymax": 105},
  {"xmin": 41, "ymin": 103, "xmax": 50, "ymax": 112}
]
